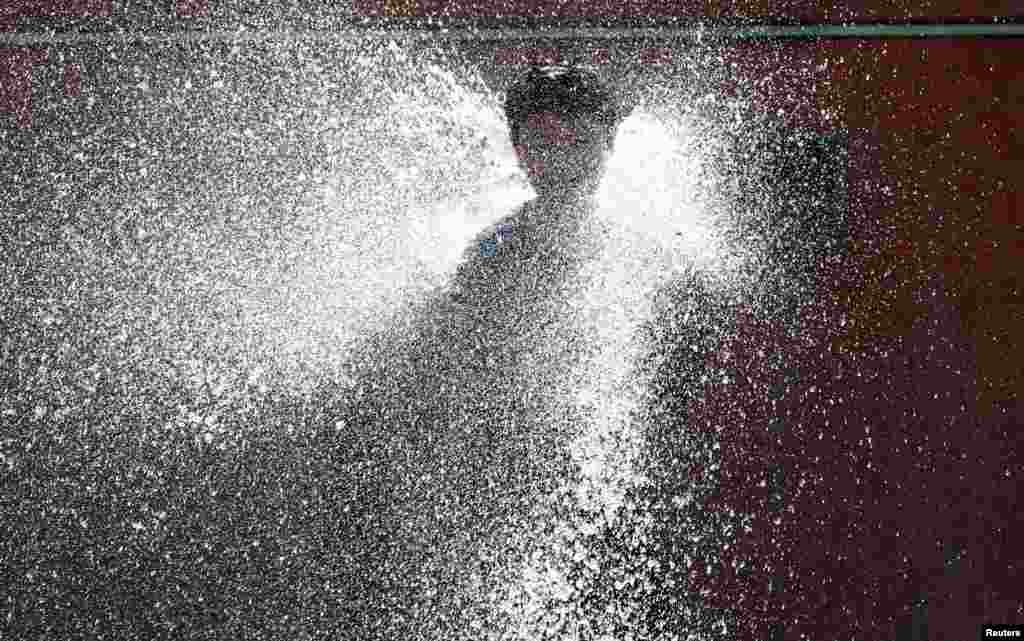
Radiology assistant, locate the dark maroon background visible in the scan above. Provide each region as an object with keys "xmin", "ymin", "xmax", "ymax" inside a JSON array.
[{"xmin": 678, "ymin": 36, "xmax": 1023, "ymax": 641}]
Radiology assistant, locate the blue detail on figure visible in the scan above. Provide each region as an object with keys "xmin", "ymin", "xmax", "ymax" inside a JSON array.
[
  {"xmin": 496, "ymin": 222, "xmax": 514, "ymax": 243},
  {"xmin": 481, "ymin": 222, "xmax": 515, "ymax": 257}
]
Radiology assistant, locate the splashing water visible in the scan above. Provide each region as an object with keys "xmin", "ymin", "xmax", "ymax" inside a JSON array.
[
  {"xmin": 171, "ymin": 45, "xmax": 745, "ymax": 637},
  {"xmin": 21, "ymin": 40, "xmax": 537, "ymax": 444},
  {"xmin": 235, "ymin": 44, "xmax": 535, "ymax": 393},
  {"xmin": 5, "ymin": 33, "xmax": 785, "ymax": 640},
  {"xmin": 453, "ymin": 107, "xmax": 740, "ymax": 641}
]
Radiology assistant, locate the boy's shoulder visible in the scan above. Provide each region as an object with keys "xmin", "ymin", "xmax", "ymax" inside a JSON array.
[
  {"xmin": 469, "ymin": 200, "xmax": 536, "ymax": 260},
  {"xmin": 453, "ymin": 200, "xmax": 537, "ymax": 287}
]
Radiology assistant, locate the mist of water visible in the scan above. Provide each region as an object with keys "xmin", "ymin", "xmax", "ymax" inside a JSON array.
[{"xmin": 5, "ymin": 33, "xmax": 799, "ymax": 640}]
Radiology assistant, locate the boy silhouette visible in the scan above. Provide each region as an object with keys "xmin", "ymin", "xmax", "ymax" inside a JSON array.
[
  {"xmin": 349, "ymin": 63, "xmax": 633, "ymax": 395},
  {"xmin": 465, "ymin": 63, "xmax": 627, "ymax": 283},
  {"xmin": 323, "ymin": 63, "xmax": 644, "ymax": 637}
]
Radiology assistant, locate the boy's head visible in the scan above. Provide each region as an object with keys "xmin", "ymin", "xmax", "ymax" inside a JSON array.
[{"xmin": 504, "ymin": 64, "xmax": 626, "ymax": 198}]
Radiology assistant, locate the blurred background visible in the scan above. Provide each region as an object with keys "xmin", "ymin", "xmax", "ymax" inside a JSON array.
[{"xmin": 1, "ymin": 2, "xmax": 1021, "ymax": 640}]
